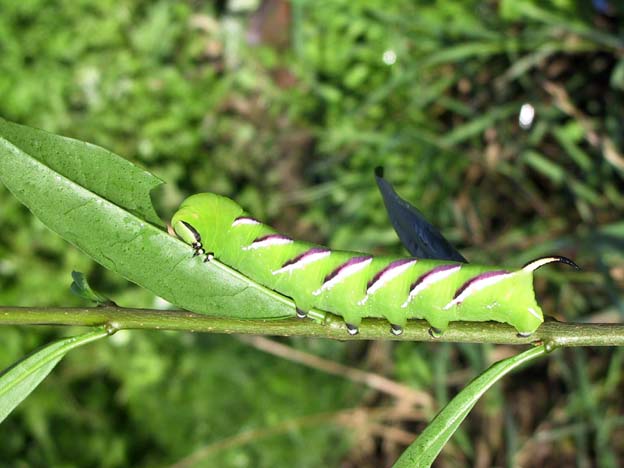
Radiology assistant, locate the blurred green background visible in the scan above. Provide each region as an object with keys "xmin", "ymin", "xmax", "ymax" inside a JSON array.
[{"xmin": 1, "ymin": 0, "xmax": 623, "ymax": 466}]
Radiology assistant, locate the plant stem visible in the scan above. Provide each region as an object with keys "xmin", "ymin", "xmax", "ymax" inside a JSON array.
[{"xmin": 1, "ymin": 306, "xmax": 623, "ymax": 346}]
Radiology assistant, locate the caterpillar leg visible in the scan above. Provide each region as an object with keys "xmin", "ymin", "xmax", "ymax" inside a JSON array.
[
  {"xmin": 342, "ymin": 313, "xmax": 362, "ymax": 336},
  {"xmin": 296, "ymin": 308, "xmax": 308, "ymax": 319},
  {"xmin": 386, "ymin": 313, "xmax": 407, "ymax": 337},
  {"xmin": 428, "ymin": 327, "xmax": 443, "ymax": 339},
  {"xmin": 426, "ymin": 317, "xmax": 448, "ymax": 339},
  {"xmin": 177, "ymin": 220, "xmax": 207, "ymax": 258},
  {"xmin": 191, "ymin": 242, "xmax": 205, "ymax": 257},
  {"xmin": 517, "ymin": 331, "xmax": 533, "ymax": 338},
  {"xmin": 176, "ymin": 220, "xmax": 213, "ymax": 262}
]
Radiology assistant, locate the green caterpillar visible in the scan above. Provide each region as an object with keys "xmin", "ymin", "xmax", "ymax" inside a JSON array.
[{"xmin": 172, "ymin": 193, "xmax": 577, "ymax": 336}]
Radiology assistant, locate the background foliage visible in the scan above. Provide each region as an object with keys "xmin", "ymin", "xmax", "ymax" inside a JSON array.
[{"xmin": 1, "ymin": 0, "xmax": 623, "ymax": 466}]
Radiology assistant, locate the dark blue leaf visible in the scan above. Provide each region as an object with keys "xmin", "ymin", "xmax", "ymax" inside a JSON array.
[{"xmin": 375, "ymin": 167, "xmax": 467, "ymax": 263}]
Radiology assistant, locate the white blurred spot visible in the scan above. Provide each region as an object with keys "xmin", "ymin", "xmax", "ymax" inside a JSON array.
[
  {"xmin": 382, "ymin": 50, "xmax": 397, "ymax": 65},
  {"xmin": 153, "ymin": 296, "xmax": 175, "ymax": 310},
  {"xmin": 519, "ymin": 103, "xmax": 535, "ymax": 129},
  {"xmin": 0, "ymin": 259, "xmax": 15, "ymax": 275},
  {"xmin": 110, "ymin": 329, "xmax": 131, "ymax": 346},
  {"xmin": 76, "ymin": 66, "xmax": 101, "ymax": 108}
]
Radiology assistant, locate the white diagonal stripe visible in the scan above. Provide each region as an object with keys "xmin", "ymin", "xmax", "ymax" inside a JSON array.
[
  {"xmin": 527, "ymin": 307, "xmax": 541, "ymax": 320},
  {"xmin": 232, "ymin": 217, "xmax": 260, "ymax": 227},
  {"xmin": 242, "ymin": 237, "xmax": 292, "ymax": 250},
  {"xmin": 443, "ymin": 273, "xmax": 510, "ymax": 310},
  {"xmin": 401, "ymin": 265, "xmax": 461, "ymax": 308},
  {"xmin": 272, "ymin": 250, "xmax": 331, "ymax": 275},
  {"xmin": 367, "ymin": 259, "xmax": 418, "ymax": 295},
  {"xmin": 312, "ymin": 258, "xmax": 373, "ymax": 296}
]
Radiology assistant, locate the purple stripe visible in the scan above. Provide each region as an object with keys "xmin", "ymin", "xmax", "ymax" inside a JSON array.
[
  {"xmin": 323, "ymin": 256, "xmax": 372, "ymax": 285},
  {"xmin": 367, "ymin": 258, "xmax": 416, "ymax": 290},
  {"xmin": 253, "ymin": 234, "xmax": 291, "ymax": 243},
  {"xmin": 281, "ymin": 247, "xmax": 330, "ymax": 269},
  {"xmin": 453, "ymin": 270, "xmax": 508, "ymax": 299},
  {"xmin": 409, "ymin": 264, "xmax": 460, "ymax": 292}
]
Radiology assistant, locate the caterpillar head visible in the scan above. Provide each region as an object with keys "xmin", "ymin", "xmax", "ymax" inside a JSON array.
[{"xmin": 171, "ymin": 193, "xmax": 244, "ymax": 255}]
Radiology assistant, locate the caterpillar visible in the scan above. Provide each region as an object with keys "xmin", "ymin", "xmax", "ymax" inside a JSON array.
[{"xmin": 171, "ymin": 193, "xmax": 577, "ymax": 336}]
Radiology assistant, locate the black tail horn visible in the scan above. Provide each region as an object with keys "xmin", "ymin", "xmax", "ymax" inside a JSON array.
[{"xmin": 522, "ymin": 255, "xmax": 580, "ymax": 272}]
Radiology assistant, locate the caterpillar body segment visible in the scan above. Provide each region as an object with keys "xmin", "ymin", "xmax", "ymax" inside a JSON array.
[{"xmin": 172, "ymin": 193, "xmax": 572, "ymax": 336}]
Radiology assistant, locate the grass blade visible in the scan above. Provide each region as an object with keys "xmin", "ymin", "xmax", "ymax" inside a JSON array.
[
  {"xmin": 393, "ymin": 345, "xmax": 547, "ymax": 468},
  {"xmin": 0, "ymin": 327, "xmax": 109, "ymax": 423}
]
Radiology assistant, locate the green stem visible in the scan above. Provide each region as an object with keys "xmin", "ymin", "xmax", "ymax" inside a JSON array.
[{"xmin": 1, "ymin": 306, "xmax": 623, "ymax": 346}]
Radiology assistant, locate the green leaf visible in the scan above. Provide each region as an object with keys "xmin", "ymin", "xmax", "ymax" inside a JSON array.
[
  {"xmin": 70, "ymin": 271, "xmax": 116, "ymax": 306},
  {"xmin": 0, "ymin": 118, "xmax": 164, "ymax": 227},
  {"xmin": 0, "ymin": 119, "xmax": 294, "ymax": 319},
  {"xmin": 0, "ymin": 327, "xmax": 109, "ymax": 424},
  {"xmin": 393, "ymin": 345, "xmax": 547, "ymax": 468}
]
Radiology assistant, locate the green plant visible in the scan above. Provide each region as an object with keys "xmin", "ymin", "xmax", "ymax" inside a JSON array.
[
  {"xmin": 1, "ymin": 0, "xmax": 622, "ymax": 465},
  {"xmin": 1, "ymin": 120, "xmax": 623, "ymax": 466}
]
